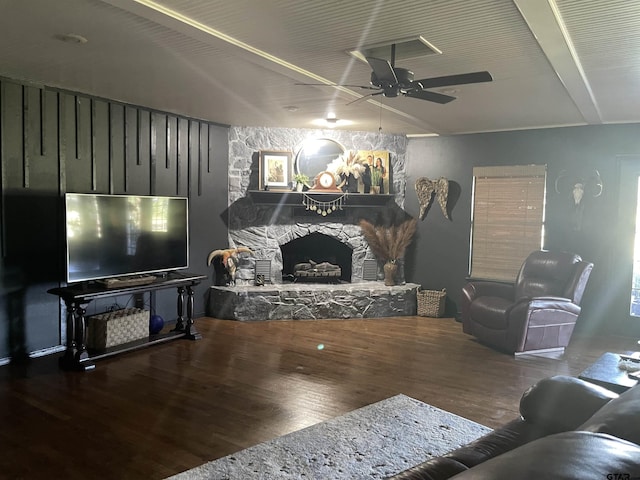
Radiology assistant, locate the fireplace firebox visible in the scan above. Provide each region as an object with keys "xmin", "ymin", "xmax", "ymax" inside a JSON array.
[{"xmin": 280, "ymin": 232, "xmax": 352, "ymax": 283}]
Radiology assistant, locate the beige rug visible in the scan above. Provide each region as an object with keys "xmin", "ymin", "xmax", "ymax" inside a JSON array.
[{"xmin": 168, "ymin": 394, "xmax": 491, "ymax": 480}]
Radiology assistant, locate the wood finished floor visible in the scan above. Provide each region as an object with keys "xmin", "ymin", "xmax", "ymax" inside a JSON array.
[{"xmin": 0, "ymin": 316, "xmax": 635, "ymax": 479}]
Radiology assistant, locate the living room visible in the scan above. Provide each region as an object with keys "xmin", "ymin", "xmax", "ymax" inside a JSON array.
[{"xmin": 1, "ymin": 1, "xmax": 640, "ymax": 478}]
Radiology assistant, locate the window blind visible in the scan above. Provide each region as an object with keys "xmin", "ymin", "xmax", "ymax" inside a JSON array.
[{"xmin": 470, "ymin": 165, "xmax": 546, "ymax": 282}]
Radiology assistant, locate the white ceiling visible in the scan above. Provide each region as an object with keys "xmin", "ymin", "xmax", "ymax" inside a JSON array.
[{"xmin": 1, "ymin": 0, "xmax": 638, "ymax": 135}]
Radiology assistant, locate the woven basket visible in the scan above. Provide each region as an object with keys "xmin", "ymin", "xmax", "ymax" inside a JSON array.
[
  {"xmin": 87, "ymin": 307, "xmax": 149, "ymax": 350},
  {"xmin": 417, "ymin": 288, "xmax": 446, "ymax": 317}
]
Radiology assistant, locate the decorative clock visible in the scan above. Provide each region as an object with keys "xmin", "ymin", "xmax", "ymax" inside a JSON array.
[{"xmin": 310, "ymin": 171, "xmax": 342, "ymax": 192}]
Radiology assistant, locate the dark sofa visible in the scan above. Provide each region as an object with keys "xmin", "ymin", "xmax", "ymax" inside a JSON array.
[{"xmin": 389, "ymin": 375, "xmax": 640, "ymax": 479}]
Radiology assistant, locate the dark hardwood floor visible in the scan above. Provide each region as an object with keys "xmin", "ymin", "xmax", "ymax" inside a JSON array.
[{"xmin": 0, "ymin": 316, "xmax": 635, "ymax": 479}]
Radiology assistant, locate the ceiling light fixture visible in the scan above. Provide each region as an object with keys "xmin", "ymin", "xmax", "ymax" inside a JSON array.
[
  {"xmin": 55, "ymin": 33, "xmax": 88, "ymax": 44},
  {"xmin": 311, "ymin": 117, "xmax": 353, "ymax": 128},
  {"xmin": 407, "ymin": 133, "xmax": 440, "ymax": 138}
]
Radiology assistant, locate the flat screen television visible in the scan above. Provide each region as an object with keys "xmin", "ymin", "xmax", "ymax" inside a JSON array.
[{"xmin": 65, "ymin": 193, "xmax": 189, "ymax": 283}]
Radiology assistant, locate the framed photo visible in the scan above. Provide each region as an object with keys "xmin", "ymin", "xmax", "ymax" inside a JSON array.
[
  {"xmin": 357, "ymin": 150, "xmax": 391, "ymax": 194},
  {"xmin": 259, "ymin": 150, "xmax": 292, "ymax": 191}
]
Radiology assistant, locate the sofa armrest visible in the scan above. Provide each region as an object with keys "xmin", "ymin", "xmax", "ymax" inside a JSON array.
[
  {"xmin": 461, "ymin": 281, "xmax": 515, "ymax": 328},
  {"xmin": 463, "ymin": 281, "xmax": 515, "ymax": 301},
  {"xmin": 507, "ymin": 297, "xmax": 582, "ymax": 322},
  {"xmin": 519, "ymin": 375, "xmax": 618, "ymax": 431}
]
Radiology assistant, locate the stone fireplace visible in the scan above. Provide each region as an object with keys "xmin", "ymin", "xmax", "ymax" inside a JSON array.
[{"xmin": 206, "ymin": 126, "xmax": 419, "ymax": 321}]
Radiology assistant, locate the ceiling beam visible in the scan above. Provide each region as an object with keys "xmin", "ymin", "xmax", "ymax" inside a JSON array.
[{"xmin": 514, "ymin": 0, "xmax": 602, "ymax": 124}]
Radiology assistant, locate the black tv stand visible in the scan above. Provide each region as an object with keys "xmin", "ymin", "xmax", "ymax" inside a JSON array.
[{"xmin": 48, "ymin": 271, "xmax": 206, "ymax": 371}]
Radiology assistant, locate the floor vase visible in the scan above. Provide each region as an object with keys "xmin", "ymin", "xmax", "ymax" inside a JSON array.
[{"xmin": 384, "ymin": 262, "xmax": 398, "ymax": 286}]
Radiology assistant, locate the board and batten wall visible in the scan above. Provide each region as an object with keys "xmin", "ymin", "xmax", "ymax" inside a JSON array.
[{"xmin": 0, "ymin": 77, "xmax": 229, "ymax": 362}]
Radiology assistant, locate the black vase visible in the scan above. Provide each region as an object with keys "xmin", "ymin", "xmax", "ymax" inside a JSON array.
[{"xmin": 342, "ymin": 174, "xmax": 359, "ymax": 193}]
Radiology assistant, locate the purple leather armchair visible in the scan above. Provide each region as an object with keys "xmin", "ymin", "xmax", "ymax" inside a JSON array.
[{"xmin": 461, "ymin": 250, "xmax": 593, "ymax": 355}]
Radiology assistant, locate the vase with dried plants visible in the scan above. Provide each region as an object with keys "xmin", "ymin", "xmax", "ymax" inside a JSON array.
[
  {"xmin": 358, "ymin": 217, "xmax": 417, "ymax": 286},
  {"xmin": 327, "ymin": 150, "xmax": 367, "ymax": 193}
]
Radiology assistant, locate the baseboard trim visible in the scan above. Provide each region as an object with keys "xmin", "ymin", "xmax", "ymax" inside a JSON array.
[
  {"xmin": 514, "ymin": 347, "xmax": 565, "ymax": 356},
  {"xmin": 0, "ymin": 344, "xmax": 66, "ymax": 366}
]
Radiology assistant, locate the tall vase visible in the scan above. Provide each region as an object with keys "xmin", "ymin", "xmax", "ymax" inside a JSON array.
[{"xmin": 383, "ymin": 261, "xmax": 398, "ymax": 286}]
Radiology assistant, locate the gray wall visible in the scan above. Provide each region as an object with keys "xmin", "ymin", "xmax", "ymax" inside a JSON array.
[
  {"xmin": 0, "ymin": 78, "xmax": 229, "ymax": 362},
  {"xmin": 405, "ymin": 124, "xmax": 640, "ymax": 336}
]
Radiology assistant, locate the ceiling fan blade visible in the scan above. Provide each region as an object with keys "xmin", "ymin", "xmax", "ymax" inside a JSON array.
[
  {"xmin": 404, "ymin": 90, "xmax": 456, "ymax": 104},
  {"xmin": 366, "ymin": 57, "xmax": 398, "ymax": 85},
  {"xmin": 346, "ymin": 91, "xmax": 384, "ymax": 106},
  {"xmin": 295, "ymin": 82, "xmax": 380, "ymax": 91},
  {"xmin": 414, "ymin": 71, "xmax": 493, "ymax": 89}
]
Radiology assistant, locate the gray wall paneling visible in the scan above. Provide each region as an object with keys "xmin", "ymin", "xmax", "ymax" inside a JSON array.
[{"xmin": 0, "ymin": 78, "xmax": 228, "ymax": 362}]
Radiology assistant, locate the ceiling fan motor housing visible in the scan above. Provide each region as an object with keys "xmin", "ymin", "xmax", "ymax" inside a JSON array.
[
  {"xmin": 370, "ymin": 67, "xmax": 414, "ymax": 88},
  {"xmin": 394, "ymin": 67, "xmax": 414, "ymax": 89}
]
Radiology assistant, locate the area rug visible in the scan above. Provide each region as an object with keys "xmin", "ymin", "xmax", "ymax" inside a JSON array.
[{"xmin": 168, "ymin": 394, "xmax": 492, "ymax": 480}]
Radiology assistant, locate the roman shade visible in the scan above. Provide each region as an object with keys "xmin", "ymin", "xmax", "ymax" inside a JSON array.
[{"xmin": 470, "ymin": 165, "xmax": 546, "ymax": 282}]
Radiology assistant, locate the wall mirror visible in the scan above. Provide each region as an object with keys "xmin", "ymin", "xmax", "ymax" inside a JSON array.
[{"xmin": 295, "ymin": 138, "xmax": 345, "ymax": 183}]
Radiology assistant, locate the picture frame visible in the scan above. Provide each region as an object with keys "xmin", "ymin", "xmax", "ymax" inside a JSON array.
[
  {"xmin": 357, "ymin": 150, "xmax": 392, "ymax": 194},
  {"xmin": 259, "ymin": 150, "xmax": 293, "ymax": 191}
]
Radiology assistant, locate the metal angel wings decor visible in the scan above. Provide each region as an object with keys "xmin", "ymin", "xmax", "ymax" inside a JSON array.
[{"xmin": 415, "ymin": 177, "xmax": 450, "ymax": 220}]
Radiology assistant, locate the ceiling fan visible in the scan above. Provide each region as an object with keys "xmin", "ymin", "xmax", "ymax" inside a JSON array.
[{"xmin": 298, "ymin": 44, "xmax": 493, "ymax": 104}]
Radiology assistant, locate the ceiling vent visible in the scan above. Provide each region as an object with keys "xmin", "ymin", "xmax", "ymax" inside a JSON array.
[{"xmin": 348, "ymin": 36, "xmax": 441, "ymax": 63}]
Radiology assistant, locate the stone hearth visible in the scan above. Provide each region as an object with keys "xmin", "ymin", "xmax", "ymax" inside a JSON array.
[{"xmin": 208, "ymin": 282, "xmax": 419, "ymax": 321}]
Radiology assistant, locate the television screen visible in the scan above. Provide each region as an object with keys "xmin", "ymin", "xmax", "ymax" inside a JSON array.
[{"xmin": 65, "ymin": 193, "xmax": 189, "ymax": 283}]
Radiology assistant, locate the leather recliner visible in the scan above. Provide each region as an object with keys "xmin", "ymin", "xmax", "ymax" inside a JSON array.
[{"xmin": 461, "ymin": 250, "xmax": 593, "ymax": 355}]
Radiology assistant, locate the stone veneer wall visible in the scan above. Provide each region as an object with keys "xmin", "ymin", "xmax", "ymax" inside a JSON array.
[{"xmin": 226, "ymin": 127, "xmax": 408, "ymax": 285}]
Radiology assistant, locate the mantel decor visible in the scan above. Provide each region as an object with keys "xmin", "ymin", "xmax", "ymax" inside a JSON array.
[
  {"xmin": 302, "ymin": 192, "xmax": 347, "ymax": 216},
  {"xmin": 247, "ymin": 190, "xmax": 393, "ymax": 208},
  {"xmin": 260, "ymin": 150, "xmax": 293, "ymax": 191}
]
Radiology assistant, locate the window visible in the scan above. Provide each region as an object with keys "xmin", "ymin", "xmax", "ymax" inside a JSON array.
[
  {"xmin": 630, "ymin": 175, "xmax": 640, "ymax": 316},
  {"xmin": 470, "ymin": 165, "xmax": 546, "ymax": 282}
]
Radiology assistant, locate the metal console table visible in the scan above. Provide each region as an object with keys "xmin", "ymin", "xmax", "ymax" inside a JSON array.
[{"xmin": 48, "ymin": 272, "xmax": 206, "ymax": 371}]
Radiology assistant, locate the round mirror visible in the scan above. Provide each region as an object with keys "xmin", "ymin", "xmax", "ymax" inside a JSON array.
[{"xmin": 295, "ymin": 138, "xmax": 345, "ymax": 182}]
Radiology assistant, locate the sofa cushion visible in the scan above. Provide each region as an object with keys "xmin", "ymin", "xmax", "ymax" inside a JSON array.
[
  {"xmin": 578, "ymin": 383, "xmax": 640, "ymax": 445},
  {"xmin": 389, "ymin": 457, "xmax": 468, "ymax": 480},
  {"xmin": 469, "ymin": 297, "xmax": 512, "ymax": 329},
  {"xmin": 448, "ymin": 431, "xmax": 640, "ymax": 479},
  {"xmin": 519, "ymin": 375, "xmax": 618, "ymax": 431}
]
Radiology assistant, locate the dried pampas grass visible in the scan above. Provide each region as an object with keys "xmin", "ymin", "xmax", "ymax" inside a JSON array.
[{"xmin": 359, "ymin": 217, "xmax": 417, "ymax": 264}]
